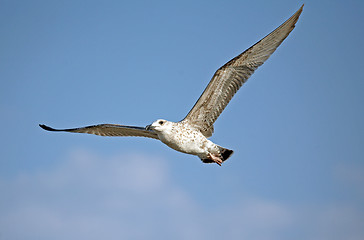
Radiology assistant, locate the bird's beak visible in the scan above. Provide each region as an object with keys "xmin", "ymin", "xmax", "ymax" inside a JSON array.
[{"xmin": 145, "ymin": 124, "xmax": 152, "ymax": 131}]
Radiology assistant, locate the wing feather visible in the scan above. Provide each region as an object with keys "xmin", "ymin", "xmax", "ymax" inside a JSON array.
[
  {"xmin": 182, "ymin": 5, "xmax": 303, "ymax": 137},
  {"xmin": 39, "ymin": 124, "xmax": 159, "ymax": 139}
]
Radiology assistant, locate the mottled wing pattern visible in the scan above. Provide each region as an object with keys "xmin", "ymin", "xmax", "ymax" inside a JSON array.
[
  {"xmin": 182, "ymin": 5, "xmax": 303, "ymax": 137},
  {"xmin": 39, "ymin": 124, "xmax": 159, "ymax": 139}
]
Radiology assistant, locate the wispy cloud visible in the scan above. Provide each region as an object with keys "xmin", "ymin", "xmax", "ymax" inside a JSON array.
[{"xmin": 1, "ymin": 149, "xmax": 363, "ymax": 240}]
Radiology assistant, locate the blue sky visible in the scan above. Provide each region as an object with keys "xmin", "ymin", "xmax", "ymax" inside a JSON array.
[{"xmin": 1, "ymin": 0, "xmax": 363, "ymax": 239}]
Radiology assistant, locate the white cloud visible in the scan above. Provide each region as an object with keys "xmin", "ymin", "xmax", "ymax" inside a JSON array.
[{"xmin": 1, "ymin": 149, "xmax": 363, "ymax": 240}]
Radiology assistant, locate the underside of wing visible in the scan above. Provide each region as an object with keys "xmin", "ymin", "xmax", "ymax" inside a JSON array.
[
  {"xmin": 39, "ymin": 123, "xmax": 159, "ymax": 139},
  {"xmin": 182, "ymin": 5, "xmax": 304, "ymax": 137}
]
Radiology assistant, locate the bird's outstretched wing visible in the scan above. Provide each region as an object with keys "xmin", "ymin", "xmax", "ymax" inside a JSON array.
[
  {"xmin": 182, "ymin": 5, "xmax": 303, "ymax": 137},
  {"xmin": 39, "ymin": 124, "xmax": 159, "ymax": 139}
]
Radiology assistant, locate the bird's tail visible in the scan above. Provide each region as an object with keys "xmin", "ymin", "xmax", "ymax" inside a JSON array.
[
  {"xmin": 217, "ymin": 146, "xmax": 234, "ymax": 161},
  {"xmin": 200, "ymin": 146, "xmax": 234, "ymax": 164}
]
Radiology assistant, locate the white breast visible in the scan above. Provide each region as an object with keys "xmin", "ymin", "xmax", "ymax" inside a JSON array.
[{"xmin": 157, "ymin": 122, "xmax": 209, "ymax": 155}]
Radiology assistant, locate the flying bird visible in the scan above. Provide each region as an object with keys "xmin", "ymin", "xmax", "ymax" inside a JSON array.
[{"xmin": 40, "ymin": 5, "xmax": 303, "ymax": 166}]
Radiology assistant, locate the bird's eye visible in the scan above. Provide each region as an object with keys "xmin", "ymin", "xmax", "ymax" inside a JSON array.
[{"xmin": 159, "ymin": 121, "xmax": 164, "ymax": 125}]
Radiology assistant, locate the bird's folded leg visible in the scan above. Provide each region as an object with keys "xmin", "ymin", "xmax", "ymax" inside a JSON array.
[{"xmin": 207, "ymin": 153, "xmax": 223, "ymax": 166}]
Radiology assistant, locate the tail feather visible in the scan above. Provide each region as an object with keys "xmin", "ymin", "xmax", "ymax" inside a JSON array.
[
  {"xmin": 218, "ymin": 146, "xmax": 234, "ymax": 161},
  {"xmin": 200, "ymin": 146, "xmax": 234, "ymax": 164}
]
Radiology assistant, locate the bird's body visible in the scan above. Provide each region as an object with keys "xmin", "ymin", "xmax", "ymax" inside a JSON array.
[
  {"xmin": 40, "ymin": 5, "xmax": 304, "ymax": 166},
  {"xmin": 146, "ymin": 120, "xmax": 232, "ymax": 165},
  {"xmin": 152, "ymin": 121, "xmax": 209, "ymax": 156}
]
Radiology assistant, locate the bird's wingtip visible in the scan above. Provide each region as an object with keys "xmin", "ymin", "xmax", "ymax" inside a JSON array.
[
  {"xmin": 39, "ymin": 124, "xmax": 56, "ymax": 131},
  {"xmin": 296, "ymin": 4, "xmax": 304, "ymax": 13}
]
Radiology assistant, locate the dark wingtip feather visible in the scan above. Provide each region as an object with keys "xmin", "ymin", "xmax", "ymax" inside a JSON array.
[{"xmin": 39, "ymin": 124, "xmax": 59, "ymax": 131}]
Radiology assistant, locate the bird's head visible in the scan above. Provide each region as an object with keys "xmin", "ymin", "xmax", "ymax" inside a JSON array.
[{"xmin": 146, "ymin": 119, "xmax": 171, "ymax": 133}]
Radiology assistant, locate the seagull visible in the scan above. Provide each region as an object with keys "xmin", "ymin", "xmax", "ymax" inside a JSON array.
[{"xmin": 40, "ymin": 5, "xmax": 303, "ymax": 166}]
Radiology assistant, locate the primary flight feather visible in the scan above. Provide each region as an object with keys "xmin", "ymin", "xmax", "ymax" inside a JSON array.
[{"xmin": 40, "ymin": 5, "xmax": 304, "ymax": 166}]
